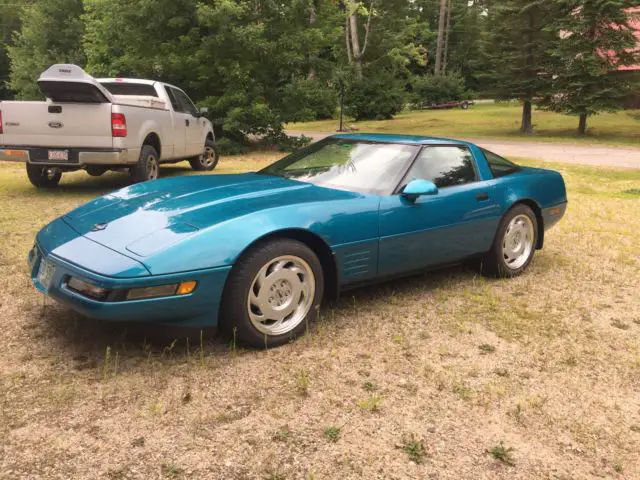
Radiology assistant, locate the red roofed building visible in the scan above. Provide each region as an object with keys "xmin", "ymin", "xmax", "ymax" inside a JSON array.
[
  {"xmin": 614, "ymin": 7, "xmax": 640, "ymax": 72},
  {"xmin": 617, "ymin": 7, "xmax": 640, "ymax": 108}
]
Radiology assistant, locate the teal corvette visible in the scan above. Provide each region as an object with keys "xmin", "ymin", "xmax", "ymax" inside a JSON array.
[{"xmin": 30, "ymin": 134, "xmax": 567, "ymax": 347}]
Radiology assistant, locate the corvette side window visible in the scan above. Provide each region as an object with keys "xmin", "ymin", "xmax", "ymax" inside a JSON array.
[
  {"xmin": 482, "ymin": 148, "xmax": 521, "ymax": 178},
  {"xmin": 404, "ymin": 146, "xmax": 476, "ymax": 189}
]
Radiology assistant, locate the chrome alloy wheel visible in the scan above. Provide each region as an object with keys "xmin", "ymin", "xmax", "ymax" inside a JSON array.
[
  {"xmin": 146, "ymin": 155, "xmax": 159, "ymax": 180},
  {"xmin": 202, "ymin": 145, "xmax": 217, "ymax": 168},
  {"xmin": 502, "ymin": 214, "xmax": 534, "ymax": 270},
  {"xmin": 247, "ymin": 255, "xmax": 315, "ymax": 336}
]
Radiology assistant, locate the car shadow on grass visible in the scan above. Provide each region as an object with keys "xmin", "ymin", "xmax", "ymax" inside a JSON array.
[{"xmin": 35, "ymin": 264, "xmax": 475, "ymax": 370}]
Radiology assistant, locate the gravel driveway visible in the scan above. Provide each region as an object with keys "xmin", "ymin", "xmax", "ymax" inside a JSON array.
[{"xmin": 287, "ymin": 131, "xmax": 640, "ymax": 169}]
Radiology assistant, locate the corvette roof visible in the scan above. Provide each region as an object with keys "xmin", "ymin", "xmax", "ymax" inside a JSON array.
[{"xmin": 329, "ymin": 133, "xmax": 468, "ymax": 146}]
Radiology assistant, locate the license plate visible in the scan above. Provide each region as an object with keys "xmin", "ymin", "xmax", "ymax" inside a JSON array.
[
  {"xmin": 48, "ymin": 150, "xmax": 69, "ymax": 161},
  {"xmin": 37, "ymin": 259, "xmax": 56, "ymax": 291}
]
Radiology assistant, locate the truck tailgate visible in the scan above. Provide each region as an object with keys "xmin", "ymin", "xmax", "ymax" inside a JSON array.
[{"xmin": 0, "ymin": 101, "xmax": 113, "ymax": 149}]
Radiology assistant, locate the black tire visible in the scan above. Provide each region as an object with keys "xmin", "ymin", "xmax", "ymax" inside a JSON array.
[
  {"xmin": 480, "ymin": 204, "xmax": 539, "ymax": 278},
  {"xmin": 461, "ymin": 101, "xmax": 470, "ymax": 110},
  {"xmin": 26, "ymin": 164, "xmax": 62, "ymax": 188},
  {"xmin": 189, "ymin": 138, "xmax": 219, "ymax": 171},
  {"xmin": 130, "ymin": 145, "xmax": 160, "ymax": 183},
  {"xmin": 85, "ymin": 165, "xmax": 107, "ymax": 177},
  {"xmin": 221, "ymin": 239, "xmax": 324, "ymax": 348}
]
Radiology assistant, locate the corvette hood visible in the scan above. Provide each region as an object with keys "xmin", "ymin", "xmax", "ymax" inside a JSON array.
[{"xmin": 63, "ymin": 173, "xmax": 360, "ymax": 258}]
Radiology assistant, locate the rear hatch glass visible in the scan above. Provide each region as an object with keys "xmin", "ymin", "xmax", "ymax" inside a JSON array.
[{"xmin": 38, "ymin": 81, "xmax": 109, "ymax": 103}]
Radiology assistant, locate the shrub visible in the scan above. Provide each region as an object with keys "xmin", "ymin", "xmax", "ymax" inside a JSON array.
[
  {"xmin": 215, "ymin": 137, "xmax": 250, "ymax": 156},
  {"xmin": 262, "ymin": 133, "xmax": 313, "ymax": 152},
  {"xmin": 279, "ymin": 79, "xmax": 337, "ymax": 122},
  {"xmin": 345, "ymin": 72, "xmax": 406, "ymax": 121},
  {"xmin": 410, "ymin": 72, "xmax": 471, "ymax": 107}
]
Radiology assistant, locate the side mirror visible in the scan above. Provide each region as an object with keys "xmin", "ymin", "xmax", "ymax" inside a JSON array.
[
  {"xmin": 199, "ymin": 107, "xmax": 209, "ymax": 117},
  {"xmin": 401, "ymin": 179, "xmax": 438, "ymax": 201}
]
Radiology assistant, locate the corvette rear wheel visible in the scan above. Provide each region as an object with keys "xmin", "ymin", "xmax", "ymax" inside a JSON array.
[
  {"xmin": 221, "ymin": 239, "xmax": 324, "ymax": 348},
  {"xmin": 481, "ymin": 204, "xmax": 538, "ymax": 278}
]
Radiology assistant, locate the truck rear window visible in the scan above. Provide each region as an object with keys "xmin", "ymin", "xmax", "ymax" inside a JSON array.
[{"xmin": 100, "ymin": 83, "xmax": 158, "ymax": 97}]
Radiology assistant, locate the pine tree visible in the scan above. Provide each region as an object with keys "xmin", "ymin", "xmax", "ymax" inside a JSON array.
[
  {"xmin": 540, "ymin": 1, "xmax": 639, "ymax": 135},
  {"xmin": 482, "ymin": 0, "xmax": 559, "ymax": 134}
]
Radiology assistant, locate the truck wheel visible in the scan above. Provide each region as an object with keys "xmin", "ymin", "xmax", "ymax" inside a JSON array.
[
  {"xmin": 130, "ymin": 145, "xmax": 159, "ymax": 183},
  {"xmin": 86, "ymin": 166, "xmax": 107, "ymax": 177},
  {"xmin": 461, "ymin": 101, "xmax": 470, "ymax": 110},
  {"xmin": 189, "ymin": 139, "xmax": 219, "ymax": 171},
  {"xmin": 26, "ymin": 164, "xmax": 62, "ymax": 188}
]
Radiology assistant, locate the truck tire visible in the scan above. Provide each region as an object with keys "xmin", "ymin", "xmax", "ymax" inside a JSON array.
[
  {"xmin": 189, "ymin": 139, "xmax": 219, "ymax": 171},
  {"xmin": 130, "ymin": 145, "xmax": 160, "ymax": 183},
  {"xmin": 86, "ymin": 165, "xmax": 107, "ymax": 177},
  {"xmin": 26, "ymin": 164, "xmax": 62, "ymax": 188}
]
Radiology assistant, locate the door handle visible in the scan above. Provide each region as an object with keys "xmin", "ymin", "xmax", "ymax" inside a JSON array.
[
  {"xmin": 476, "ymin": 192, "xmax": 489, "ymax": 201},
  {"xmin": 185, "ymin": 119, "xmax": 190, "ymax": 127}
]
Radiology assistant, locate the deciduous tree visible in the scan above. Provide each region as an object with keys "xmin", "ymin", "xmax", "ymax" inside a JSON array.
[
  {"xmin": 0, "ymin": 3, "xmax": 24, "ymax": 99},
  {"xmin": 8, "ymin": 0, "xmax": 85, "ymax": 99}
]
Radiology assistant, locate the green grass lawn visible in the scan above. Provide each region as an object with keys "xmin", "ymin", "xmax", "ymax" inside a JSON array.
[{"xmin": 288, "ymin": 103, "xmax": 640, "ymax": 147}]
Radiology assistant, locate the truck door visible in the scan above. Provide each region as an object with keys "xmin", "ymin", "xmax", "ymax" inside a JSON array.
[
  {"xmin": 171, "ymin": 88, "xmax": 203, "ymax": 157},
  {"xmin": 165, "ymin": 87, "xmax": 188, "ymax": 159}
]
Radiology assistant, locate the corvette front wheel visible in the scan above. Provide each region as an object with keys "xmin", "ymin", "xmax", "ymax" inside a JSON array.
[{"xmin": 221, "ymin": 239, "xmax": 324, "ymax": 348}]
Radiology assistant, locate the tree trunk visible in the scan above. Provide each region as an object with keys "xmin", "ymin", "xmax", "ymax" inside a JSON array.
[
  {"xmin": 442, "ymin": 0, "xmax": 452, "ymax": 74},
  {"xmin": 308, "ymin": 2, "xmax": 317, "ymax": 80},
  {"xmin": 434, "ymin": 0, "xmax": 447, "ymax": 75},
  {"xmin": 578, "ymin": 113, "xmax": 587, "ymax": 135},
  {"xmin": 349, "ymin": 11, "xmax": 363, "ymax": 80},
  {"xmin": 345, "ymin": 16, "xmax": 353, "ymax": 64},
  {"xmin": 520, "ymin": 100, "xmax": 533, "ymax": 134}
]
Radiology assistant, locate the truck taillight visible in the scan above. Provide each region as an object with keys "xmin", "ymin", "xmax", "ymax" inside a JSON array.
[
  {"xmin": 0, "ymin": 110, "xmax": 3, "ymax": 134},
  {"xmin": 111, "ymin": 113, "xmax": 127, "ymax": 137}
]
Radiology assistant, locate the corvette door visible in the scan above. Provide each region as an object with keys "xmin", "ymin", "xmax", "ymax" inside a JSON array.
[{"xmin": 378, "ymin": 145, "xmax": 501, "ymax": 277}]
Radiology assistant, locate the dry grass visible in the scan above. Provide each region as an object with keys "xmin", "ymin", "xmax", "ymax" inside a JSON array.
[{"xmin": 0, "ymin": 154, "xmax": 639, "ymax": 479}]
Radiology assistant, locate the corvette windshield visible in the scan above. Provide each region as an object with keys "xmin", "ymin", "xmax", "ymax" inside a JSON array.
[{"xmin": 259, "ymin": 139, "xmax": 419, "ymax": 194}]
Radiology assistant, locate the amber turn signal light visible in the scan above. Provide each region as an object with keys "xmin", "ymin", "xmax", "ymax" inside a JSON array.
[{"xmin": 176, "ymin": 281, "xmax": 197, "ymax": 295}]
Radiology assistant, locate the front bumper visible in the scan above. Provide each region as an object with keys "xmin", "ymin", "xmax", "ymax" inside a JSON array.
[
  {"xmin": 0, "ymin": 146, "xmax": 137, "ymax": 166},
  {"xmin": 29, "ymin": 244, "xmax": 231, "ymax": 327}
]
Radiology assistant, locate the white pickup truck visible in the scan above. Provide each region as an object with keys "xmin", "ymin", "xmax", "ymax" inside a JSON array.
[{"xmin": 0, "ymin": 64, "xmax": 217, "ymax": 188}]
